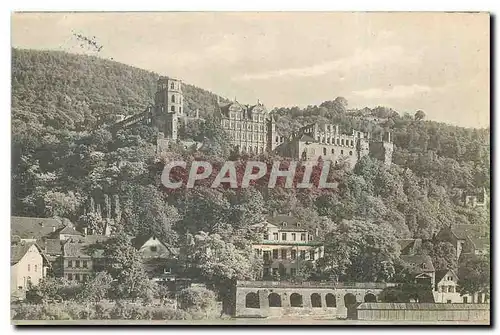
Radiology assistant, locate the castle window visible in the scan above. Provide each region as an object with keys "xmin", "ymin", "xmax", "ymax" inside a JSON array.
[
  {"xmin": 75, "ymin": 260, "xmax": 80, "ymax": 268},
  {"xmin": 171, "ymin": 106, "xmax": 175, "ymax": 112},
  {"xmin": 282, "ymin": 233, "xmax": 287, "ymax": 241},
  {"xmin": 300, "ymin": 250, "xmax": 306, "ymax": 260},
  {"xmin": 273, "ymin": 233, "xmax": 279, "ymax": 240},
  {"xmin": 170, "ymin": 82, "xmax": 175, "ymax": 89},
  {"xmin": 150, "ymin": 246, "xmax": 158, "ymax": 252},
  {"xmin": 341, "ymin": 139, "xmax": 345, "ymax": 145},
  {"xmin": 331, "ymin": 149, "xmax": 335, "ymax": 154},
  {"xmin": 179, "ymin": 107, "xmax": 182, "ymax": 114},
  {"xmin": 28, "ymin": 264, "xmax": 30, "ymax": 272},
  {"xmin": 171, "ymin": 95, "xmax": 176, "ymax": 103},
  {"xmin": 67, "ymin": 273, "xmax": 73, "ymax": 281},
  {"xmin": 349, "ymin": 151, "xmax": 353, "ymax": 156},
  {"xmin": 291, "ymin": 250, "xmax": 297, "ymax": 260},
  {"xmin": 350, "ymin": 140, "xmax": 354, "ymax": 146},
  {"xmin": 34, "ymin": 265, "xmax": 37, "ymax": 272},
  {"xmin": 83, "ymin": 261, "xmax": 88, "ymax": 268},
  {"xmin": 341, "ymin": 150, "xmax": 344, "ymax": 155},
  {"xmin": 68, "ymin": 260, "xmax": 73, "ymax": 268},
  {"xmin": 323, "ymin": 148, "xmax": 327, "ymax": 155},
  {"xmin": 75, "ymin": 274, "xmax": 80, "ymax": 281},
  {"xmin": 273, "ymin": 250, "xmax": 279, "ymax": 259},
  {"xmin": 301, "ymin": 233, "xmax": 306, "ymax": 241},
  {"xmin": 292, "ymin": 233, "xmax": 296, "ymax": 241},
  {"xmin": 236, "ymin": 122, "xmax": 240, "ymax": 130},
  {"xmin": 281, "ymin": 249, "xmax": 287, "ymax": 259}
]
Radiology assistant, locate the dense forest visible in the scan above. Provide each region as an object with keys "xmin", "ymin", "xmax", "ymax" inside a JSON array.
[{"xmin": 11, "ymin": 49, "xmax": 490, "ymax": 296}]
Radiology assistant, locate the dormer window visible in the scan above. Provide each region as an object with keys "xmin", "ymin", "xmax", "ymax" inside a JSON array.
[{"xmin": 282, "ymin": 222, "xmax": 287, "ymax": 227}]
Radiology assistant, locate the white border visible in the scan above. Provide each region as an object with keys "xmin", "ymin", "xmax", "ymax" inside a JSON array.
[{"xmin": 1, "ymin": 1, "xmax": 497, "ymax": 334}]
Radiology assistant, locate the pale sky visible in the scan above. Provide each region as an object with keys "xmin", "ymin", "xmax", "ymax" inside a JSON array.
[{"xmin": 11, "ymin": 12, "xmax": 490, "ymax": 128}]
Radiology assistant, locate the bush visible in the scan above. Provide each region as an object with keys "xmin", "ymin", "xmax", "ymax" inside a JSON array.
[{"xmin": 178, "ymin": 286, "xmax": 218, "ymax": 314}]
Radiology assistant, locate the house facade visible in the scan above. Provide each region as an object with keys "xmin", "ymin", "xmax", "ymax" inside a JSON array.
[
  {"xmin": 251, "ymin": 214, "xmax": 324, "ymax": 279},
  {"xmin": 11, "ymin": 242, "xmax": 45, "ymax": 292},
  {"xmin": 133, "ymin": 236, "xmax": 179, "ymax": 283}
]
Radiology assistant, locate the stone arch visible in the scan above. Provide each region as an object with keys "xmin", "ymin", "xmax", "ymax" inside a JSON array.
[
  {"xmin": 245, "ymin": 292, "xmax": 260, "ymax": 308},
  {"xmin": 325, "ymin": 293, "xmax": 336, "ymax": 307},
  {"xmin": 344, "ymin": 293, "xmax": 357, "ymax": 307},
  {"xmin": 290, "ymin": 293, "xmax": 303, "ymax": 307},
  {"xmin": 268, "ymin": 293, "xmax": 282, "ymax": 307},
  {"xmin": 364, "ymin": 293, "xmax": 377, "ymax": 302},
  {"xmin": 311, "ymin": 293, "xmax": 322, "ymax": 308}
]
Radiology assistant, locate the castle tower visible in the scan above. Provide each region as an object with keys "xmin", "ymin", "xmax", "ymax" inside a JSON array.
[
  {"xmin": 153, "ymin": 77, "xmax": 183, "ymax": 141},
  {"xmin": 155, "ymin": 76, "xmax": 183, "ymax": 116}
]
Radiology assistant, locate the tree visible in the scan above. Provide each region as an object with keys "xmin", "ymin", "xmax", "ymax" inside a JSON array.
[
  {"xmin": 458, "ymin": 254, "xmax": 490, "ymax": 302},
  {"xmin": 318, "ymin": 219, "xmax": 400, "ymax": 282},
  {"xmin": 78, "ymin": 271, "xmax": 113, "ymax": 303},
  {"xmin": 197, "ymin": 116, "xmax": 232, "ymax": 159},
  {"xmin": 78, "ymin": 271, "xmax": 113, "ymax": 318},
  {"xmin": 190, "ymin": 232, "xmax": 262, "ymax": 285},
  {"xmin": 178, "ymin": 286, "xmax": 217, "ymax": 313},
  {"xmin": 415, "ymin": 110, "xmax": 426, "ymax": 121},
  {"xmin": 101, "ymin": 233, "xmax": 155, "ymax": 302},
  {"xmin": 431, "ymin": 242, "xmax": 457, "ymax": 271}
]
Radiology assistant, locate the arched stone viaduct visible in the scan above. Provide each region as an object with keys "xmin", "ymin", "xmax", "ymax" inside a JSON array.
[{"xmin": 234, "ymin": 281, "xmax": 397, "ymax": 319}]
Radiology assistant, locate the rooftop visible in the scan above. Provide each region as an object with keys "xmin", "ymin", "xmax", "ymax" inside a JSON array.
[{"xmin": 11, "ymin": 216, "xmax": 64, "ymax": 240}]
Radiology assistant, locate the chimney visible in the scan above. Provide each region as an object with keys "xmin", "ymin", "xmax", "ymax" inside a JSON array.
[
  {"xmin": 52, "ymin": 226, "xmax": 56, "ymax": 232},
  {"xmin": 272, "ymin": 210, "xmax": 277, "ymax": 217},
  {"xmin": 288, "ymin": 211, "xmax": 292, "ymax": 216},
  {"xmin": 315, "ymin": 228, "xmax": 319, "ymax": 236},
  {"xmin": 83, "ymin": 227, "xmax": 88, "ymax": 236}
]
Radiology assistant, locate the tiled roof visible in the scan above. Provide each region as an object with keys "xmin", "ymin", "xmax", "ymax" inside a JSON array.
[
  {"xmin": 298, "ymin": 134, "xmax": 316, "ymax": 143},
  {"xmin": 401, "ymin": 254, "xmax": 435, "ymax": 272},
  {"xmin": 435, "ymin": 269, "xmax": 457, "ymax": 283},
  {"xmin": 11, "ymin": 242, "xmax": 36, "ymax": 265},
  {"xmin": 398, "ymin": 239, "xmax": 422, "ymax": 255},
  {"xmin": 451, "ymin": 224, "xmax": 489, "ymax": 240},
  {"xmin": 265, "ymin": 215, "xmax": 307, "ymax": 232},
  {"xmin": 11, "ymin": 216, "xmax": 64, "ymax": 240},
  {"xmin": 62, "ymin": 235, "xmax": 109, "ymax": 258},
  {"xmin": 38, "ymin": 239, "xmax": 63, "ymax": 255},
  {"xmin": 468, "ymin": 237, "xmax": 490, "ymax": 251}
]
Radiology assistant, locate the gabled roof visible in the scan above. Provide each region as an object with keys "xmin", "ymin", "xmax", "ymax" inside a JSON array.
[
  {"xmin": 38, "ymin": 239, "xmax": 63, "ymax": 255},
  {"xmin": 397, "ymin": 239, "xmax": 422, "ymax": 255},
  {"xmin": 401, "ymin": 254, "xmax": 435, "ymax": 273},
  {"xmin": 46, "ymin": 225, "xmax": 83, "ymax": 239},
  {"xmin": 265, "ymin": 215, "xmax": 307, "ymax": 232},
  {"xmin": 62, "ymin": 235, "xmax": 109, "ymax": 258},
  {"xmin": 132, "ymin": 235, "xmax": 178, "ymax": 256},
  {"xmin": 468, "ymin": 237, "xmax": 490, "ymax": 251},
  {"xmin": 11, "ymin": 242, "xmax": 38, "ymax": 265},
  {"xmin": 11, "ymin": 216, "xmax": 64, "ymax": 240},
  {"xmin": 450, "ymin": 224, "xmax": 489, "ymax": 240},
  {"xmin": 435, "ymin": 269, "xmax": 458, "ymax": 283},
  {"xmin": 298, "ymin": 134, "xmax": 316, "ymax": 143}
]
